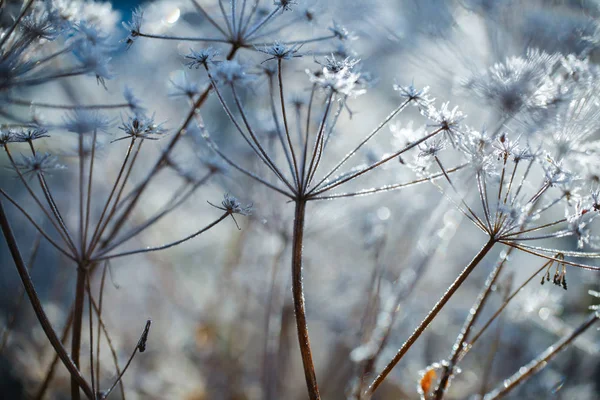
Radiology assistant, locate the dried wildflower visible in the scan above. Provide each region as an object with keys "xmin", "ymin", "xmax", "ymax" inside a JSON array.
[
  {"xmin": 116, "ymin": 113, "xmax": 166, "ymax": 142},
  {"xmin": 63, "ymin": 109, "xmax": 112, "ymax": 135},
  {"xmin": 307, "ymin": 58, "xmax": 366, "ymax": 97},
  {"xmin": 21, "ymin": 11, "xmax": 60, "ymax": 41},
  {"xmin": 72, "ymin": 23, "xmax": 114, "ymax": 51},
  {"xmin": 13, "ymin": 153, "xmax": 65, "ymax": 176},
  {"xmin": 317, "ymin": 54, "xmax": 360, "ymax": 73},
  {"xmin": 543, "ymin": 155, "xmax": 574, "ymax": 188},
  {"xmin": 425, "ymin": 102, "xmax": 465, "ymax": 144},
  {"xmin": 210, "ymin": 60, "xmax": 254, "ymax": 86},
  {"xmin": 0, "ymin": 130, "xmax": 15, "ymax": 146},
  {"xmin": 12, "ymin": 128, "xmax": 50, "ymax": 142},
  {"xmin": 257, "ymin": 42, "xmax": 303, "ymax": 62},
  {"xmin": 462, "ymin": 49, "xmax": 560, "ymax": 115},
  {"xmin": 122, "ymin": 7, "xmax": 143, "ymax": 46},
  {"xmin": 566, "ymin": 202, "xmax": 598, "ymax": 249},
  {"xmin": 394, "ymin": 82, "xmax": 433, "ymax": 107},
  {"xmin": 208, "ymin": 193, "xmax": 252, "ymax": 230},
  {"xmin": 185, "ymin": 47, "xmax": 219, "ymax": 69},
  {"xmin": 418, "ymin": 136, "xmax": 446, "ymax": 158},
  {"xmin": 72, "ymin": 41, "xmax": 113, "ymax": 81}
]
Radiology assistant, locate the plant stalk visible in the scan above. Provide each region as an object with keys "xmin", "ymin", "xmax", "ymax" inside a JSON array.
[
  {"xmin": 367, "ymin": 239, "xmax": 495, "ymax": 397},
  {"xmin": 291, "ymin": 199, "xmax": 320, "ymax": 400},
  {"xmin": 0, "ymin": 200, "xmax": 93, "ymax": 399},
  {"xmin": 71, "ymin": 266, "xmax": 88, "ymax": 400}
]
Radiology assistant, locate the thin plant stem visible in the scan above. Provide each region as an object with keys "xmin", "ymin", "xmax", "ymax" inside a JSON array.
[
  {"xmin": 88, "ymin": 291, "xmax": 126, "ymax": 400},
  {"xmin": 98, "ymin": 46, "xmax": 240, "ymax": 250},
  {"xmin": 432, "ymin": 248, "xmax": 514, "ymax": 399},
  {"xmin": 86, "ymin": 275, "xmax": 96, "ymax": 397},
  {"xmin": 0, "ymin": 200, "xmax": 93, "ymax": 399},
  {"xmin": 312, "ymin": 99, "xmax": 411, "ymax": 190},
  {"xmin": 83, "ymin": 130, "xmax": 97, "ymax": 250},
  {"xmin": 291, "ymin": 199, "xmax": 321, "ymax": 400},
  {"xmin": 467, "ymin": 260, "xmax": 551, "ymax": 348},
  {"xmin": 482, "ymin": 313, "xmax": 599, "ymax": 400},
  {"xmin": 278, "ymin": 59, "xmax": 301, "ymax": 189},
  {"xmin": 71, "ymin": 265, "xmax": 89, "ymax": 400},
  {"xmin": 101, "ymin": 320, "xmax": 152, "ymax": 400},
  {"xmin": 136, "ymin": 32, "xmax": 231, "ymax": 42},
  {"xmin": 6, "ymin": 98, "xmax": 131, "ymax": 110},
  {"xmin": 366, "ymin": 239, "xmax": 496, "ymax": 397},
  {"xmin": 93, "ymin": 211, "xmax": 229, "ymax": 261},
  {"xmin": 0, "ymin": 0, "xmax": 35, "ymax": 48},
  {"xmin": 190, "ymin": 0, "xmax": 228, "ymax": 36},
  {"xmin": 309, "ymin": 127, "xmax": 444, "ymax": 196},
  {"xmin": 0, "ymin": 189, "xmax": 76, "ymax": 260},
  {"xmin": 96, "ymin": 262, "xmax": 108, "ymax": 391},
  {"xmin": 103, "ymin": 172, "xmax": 213, "ymax": 253}
]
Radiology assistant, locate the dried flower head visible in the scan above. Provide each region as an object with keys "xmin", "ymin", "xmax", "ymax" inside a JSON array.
[
  {"xmin": 258, "ymin": 42, "xmax": 303, "ymax": 62},
  {"xmin": 208, "ymin": 193, "xmax": 253, "ymax": 230},
  {"xmin": 116, "ymin": 113, "xmax": 166, "ymax": 142},
  {"xmin": 210, "ymin": 60, "xmax": 254, "ymax": 86},
  {"xmin": 63, "ymin": 109, "xmax": 112, "ymax": 135},
  {"xmin": 185, "ymin": 47, "xmax": 219, "ymax": 69},
  {"xmin": 13, "ymin": 153, "xmax": 65, "ymax": 177},
  {"xmin": 122, "ymin": 7, "xmax": 143, "ymax": 46},
  {"xmin": 12, "ymin": 128, "xmax": 50, "ymax": 143}
]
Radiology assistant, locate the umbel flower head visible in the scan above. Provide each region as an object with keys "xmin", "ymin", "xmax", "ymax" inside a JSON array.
[
  {"xmin": 63, "ymin": 109, "xmax": 112, "ymax": 135},
  {"xmin": 11, "ymin": 128, "xmax": 50, "ymax": 143},
  {"xmin": 12, "ymin": 153, "xmax": 65, "ymax": 177},
  {"xmin": 185, "ymin": 47, "xmax": 219, "ymax": 69},
  {"xmin": 115, "ymin": 113, "xmax": 166, "ymax": 142},
  {"xmin": 208, "ymin": 193, "xmax": 253, "ymax": 229},
  {"xmin": 209, "ymin": 60, "xmax": 255, "ymax": 86}
]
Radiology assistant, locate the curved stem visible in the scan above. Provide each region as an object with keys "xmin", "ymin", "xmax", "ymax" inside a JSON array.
[
  {"xmin": 0, "ymin": 201, "xmax": 93, "ymax": 399},
  {"xmin": 291, "ymin": 200, "xmax": 320, "ymax": 400},
  {"xmin": 483, "ymin": 313, "xmax": 599, "ymax": 400},
  {"xmin": 366, "ymin": 239, "xmax": 495, "ymax": 397}
]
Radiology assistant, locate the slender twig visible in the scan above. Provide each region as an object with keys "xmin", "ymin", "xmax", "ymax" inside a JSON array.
[
  {"xmin": 93, "ymin": 211, "xmax": 229, "ymax": 261},
  {"xmin": 291, "ymin": 200, "xmax": 320, "ymax": 400},
  {"xmin": 483, "ymin": 313, "xmax": 599, "ymax": 400},
  {"xmin": 0, "ymin": 0, "xmax": 35, "ymax": 48},
  {"xmin": 100, "ymin": 320, "xmax": 152, "ymax": 400},
  {"xmin": 277, "ymin": 59, "xmax": 301, "ymax": 189},
  {"xmin": 6, "ymin": 98, "xmax": 131, "ymax": 110},
  {"xmin": 0, "ymin": 200, "xmax": 93, "ymax": 399},
  {"xmin": 366, "ymin": 239, "xmax": 495, "ymax": 397}
]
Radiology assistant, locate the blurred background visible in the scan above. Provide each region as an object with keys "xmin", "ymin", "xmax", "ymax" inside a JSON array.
[{"xmin": 0, "ymin": 0, "xmax": 599, "ymax": 399}]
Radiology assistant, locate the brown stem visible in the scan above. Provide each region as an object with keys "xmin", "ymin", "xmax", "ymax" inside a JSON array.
[
  {"xmin": 366, "ymin": 239, "xmax": 495, "ymax": 397},
  {"xmin": 483, "ymin": 313, "xmax": 599, "ymax": 400},
  {"xmin": 100, "ymin": 45, "xmax": 240, "ymax": 249},
  {"xmin": 291, "ymin": 200, "xmax": 320, "ymax": 399},
  {"xmin": 0, "ymin": 200, "xmax": 93, "ymax": 399},
  {"xmin": 433, "ymin": 247, "xmax": 513, "ymax": 399},
  {"xmin": 71, "ymin": 267, "xmax": 88, "ymax": 400}
]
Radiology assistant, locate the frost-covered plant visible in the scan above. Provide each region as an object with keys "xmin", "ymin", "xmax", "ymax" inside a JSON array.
[{"xmin": 2, "ymin": 1, "xmax": 600, "ymax": 400}]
